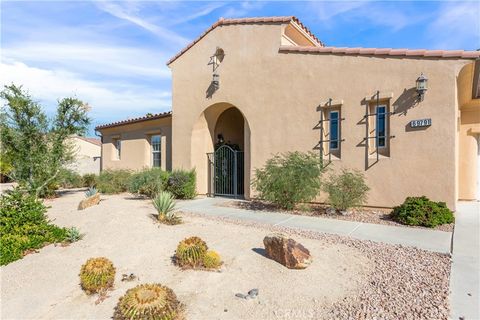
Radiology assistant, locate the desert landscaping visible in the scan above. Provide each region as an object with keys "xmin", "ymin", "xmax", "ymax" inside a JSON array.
[{"xmin": 1, "ymin": 190, "xmax": 451, "ymax": 319}]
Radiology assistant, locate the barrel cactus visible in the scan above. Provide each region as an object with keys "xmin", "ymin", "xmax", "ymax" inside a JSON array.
[
  {"xmin": 202, "ymin": 250, "xmax": 222, "ymax": 269},
  {"xmin": 80, "ymin": 257, "xmax": 116, "ymax": 294},
  {"xmin": 113, "ymin": 283, "xmax": 182, "ymax": 320},
  {"xmin": 175, "ymin": 236, "xmax": 208, "ymax": 267}
]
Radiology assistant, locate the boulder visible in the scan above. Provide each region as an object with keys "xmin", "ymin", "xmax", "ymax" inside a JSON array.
[
  {"xmin": 263, "ymin": 233, "xmax": 312, "ymax": 269},
  {"xmin": 78, "ymin": 193, "xmax": 100, "ymax": 210}
]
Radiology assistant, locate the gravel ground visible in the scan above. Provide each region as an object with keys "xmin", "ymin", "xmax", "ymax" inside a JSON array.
[
  {"xmin": 181, "ymin": 210, "xmax": 452, "ymax": 320},
  {"xmin": 219, "ymin": 200, "xmax": 454, "ymax": 232}
]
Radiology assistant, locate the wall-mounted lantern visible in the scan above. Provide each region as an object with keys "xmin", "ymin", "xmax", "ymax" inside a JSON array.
[
  {"xmin": 212, "ymin": 73, "xmax": 220, "ymax": 89},
  {"xmin": 416, "ymin": 73, "xmax": 428, "ymax": 101}
]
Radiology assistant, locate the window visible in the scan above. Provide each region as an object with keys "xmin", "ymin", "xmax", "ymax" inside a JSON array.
[
  {"xmin": 376, "ymin": 105, "xmax": 387, "ymax": 148},
  {"xmin": 329, "ymin": 110, "xmax": 339, "ymax": 150},
  {"xmin": 114, "ymin": 139, "xmax": 121, "ymax": 159},
  {"xmin": 151, "ymin": 135, "xmax": 161, "ymax": 168}
]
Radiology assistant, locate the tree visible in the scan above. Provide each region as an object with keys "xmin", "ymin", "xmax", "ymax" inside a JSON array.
[{"xmin": 0, "ymin": 84, "xmax": 90, "ymax": 197}]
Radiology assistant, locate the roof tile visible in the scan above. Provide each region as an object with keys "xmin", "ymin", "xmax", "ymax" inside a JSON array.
[
  {"xmin": 279, "ymin": 45, "xmax": 480, "ymax": 59},
  {"xmin": 95, "ymin": 111, "xmax": 172, "ymax": 130}
]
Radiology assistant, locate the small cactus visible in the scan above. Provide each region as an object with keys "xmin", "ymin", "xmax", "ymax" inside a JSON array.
[
  {"xmin": 175, "ymin": 236, "xmax": 208, "ymax": 267},
  {"xmin": 202, "ymin": 250, "xmax": 222, "ymax": 269},
  {"xmin": 113, "ymin": 283, "xmax": 181, "ymax": 320},
  {"xmin": 80, "ymin": 257, "xmax": 115, "ymax": 294},
  {"xmin": 153, "ymin": 191, "xmax": 181, "ymax": 225},
  {"xmin": 85, "ymin": 187, "xmax": 98, "ymax": 198}
]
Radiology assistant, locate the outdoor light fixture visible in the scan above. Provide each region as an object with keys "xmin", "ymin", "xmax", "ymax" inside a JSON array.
[
  {"xmin": 416, "ymin": 73, "xmax": 428, "ymax": 101},
  {"xmin": 212, "ymin": 73, "xmax": 220, "ymax": 89}
]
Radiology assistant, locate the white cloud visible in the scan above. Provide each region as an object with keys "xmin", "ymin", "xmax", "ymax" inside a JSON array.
[
  {"xmin": 95, "ymin": 1, "xmax": 190, "ymax": 47},
  {"xmin": 3, "ymin": 43, "xmax": 171, "ymax": 79},
  {"xmin": 309, "ymin": 1, "xmax": 423, "ymax": 32},
  {"xmin": 0, "ymin": 61, "xmax": 171, "ymax": 125},
  {"xmin": 428, "ymin": 2, "xmax": 480, "ymax": 50}
]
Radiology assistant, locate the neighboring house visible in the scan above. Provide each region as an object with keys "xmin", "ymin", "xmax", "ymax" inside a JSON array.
[
  {"xmin": 67, "ymin": 136, "xmax": 101, "ymax": 175},
  {"xmin": 96, "ymin": 16, "xmax": 480, "ymax": 210}
]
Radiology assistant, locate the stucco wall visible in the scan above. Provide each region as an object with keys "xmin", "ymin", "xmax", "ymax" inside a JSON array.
[
  {"xmin": 99, "ymin": 117, "xmax": 172, "ymax": 172},
  {"xmin": 170, "ymin": 22, "xmax": 475, "ymax": 210},
  {"xmin": 66, "ymin": 137, "xmax": 101, "ymax": 175}
]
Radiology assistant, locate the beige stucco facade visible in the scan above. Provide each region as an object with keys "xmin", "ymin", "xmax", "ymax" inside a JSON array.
[
  {"xmin": 98, "ymin": 116, "xmax": 172, "ymax": 171},
  {"xmin": 97, "ymin": 17, "xmax": 480, "ymax": 210},
  {"xmin": 66, "ymin": 136, "xmax": 101, "ymax": 175}
]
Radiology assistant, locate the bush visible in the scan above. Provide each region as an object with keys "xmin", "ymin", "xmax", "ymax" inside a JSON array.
[
  {"xmin": 166, "ymin": 169, "xmax": 196, "ymax": 199},
  {"xmin": 153, "ymin": 191, "xmax": 181, "ymax": 225},
  {"xmin": 252, "ymin": 152, "xmax": 324, "ymax": 210},
  {"xmin": 57, "ymin": 168, "xmax": 84, "ymax": 189},
  {"xmin": 113, "ymin": 283, "xmax": 181, "ymax": 320},
  {"xmin": 82, "ymin": 173, "xmax": 97, "ymax": 187},
  {"xmin": 0, "ymin": 188, "xmax": 68, "ymax": 265},
  {"xmin": 65, "ymin": 226, "xmax": 83, "ymax": 243},
  {"xmin": 391, "ymin": 196, "xmax": 454, "ymax": 227},
  {"xmin": 129, "ymin": 168, "xmax": 169, "ymax": 198},
  {"xmin": 80, "ymin": 257, "xmax": 116, "ymax": 294},
  {"xmin": 323, "ymin": 168, "xmax": 370, "ymax": 211},
  {"xmin": 96, "ymin": 170, "xmax": 132, "ymax": 194}
]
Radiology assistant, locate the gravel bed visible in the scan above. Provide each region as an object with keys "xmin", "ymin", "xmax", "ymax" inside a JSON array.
[
  {"xmin": 219, "ymin": 200, "xmax": 454, "ymax": 233},
  {"xmin": 180, "ymin": 210, "xmax": 452, "ymax": 320}
]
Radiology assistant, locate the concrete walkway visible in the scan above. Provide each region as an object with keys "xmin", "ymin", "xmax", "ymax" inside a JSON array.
[
  {"xmin": 450, "ymin": 201, "xmax": 480, "ymax": 320},
  {"xmin": 177, "ymin": 197, "xmax": 452, "ymax": 254}
]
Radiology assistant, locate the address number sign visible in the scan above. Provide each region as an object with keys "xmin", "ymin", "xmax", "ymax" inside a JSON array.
[{"xmin": 410, "ymin": 118, "xmax": 432, "ymax": 128}]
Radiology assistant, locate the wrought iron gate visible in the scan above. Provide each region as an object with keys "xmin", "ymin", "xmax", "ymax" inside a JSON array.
[{"xmin": 207, "ymin": 145, "xmax": 244, "ymax": 198}]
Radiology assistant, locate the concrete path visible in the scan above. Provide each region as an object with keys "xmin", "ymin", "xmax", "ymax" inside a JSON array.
[
  {"xmin": 450, "ymin": 201, "xmax": 480, "ymax": 320},
  {"xmin": 177, "ymin": 197, "xmax": 452, "ymax": 254}
]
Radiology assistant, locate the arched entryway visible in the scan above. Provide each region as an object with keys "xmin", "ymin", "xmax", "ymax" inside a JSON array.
[{"xmin": 190, "ymin": 103, "xmax": 251, "ymax": 198}]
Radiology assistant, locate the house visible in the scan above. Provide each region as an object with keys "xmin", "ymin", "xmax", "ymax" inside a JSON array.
[
  {"xmin": 66, "ymin": 136, "xmax": 102, "ymax": 175},
  {"xmin": 95, "ymin": 16, "xmax": 480, "ymax": 210}
]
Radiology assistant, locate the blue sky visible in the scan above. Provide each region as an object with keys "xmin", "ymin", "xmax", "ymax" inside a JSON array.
[{"xmin": 1, "ymin": 1, "xmax": 479, "ymax": 135}]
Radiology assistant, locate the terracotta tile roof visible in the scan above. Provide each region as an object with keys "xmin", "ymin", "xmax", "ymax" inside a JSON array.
[
  {"xmin": 279, "ymin": 45, "xmax": 480, "ymax": 59},
  {"xmin": 75, "ymin": 136, "xmax": 101, "ymax": 146},
  {"xmin": 95, "ymin": 111, "xmax": 172, "ymax": 130},
  {"xmin": 166, "ymin": 16, "xmax": 323, "ymax": 66}
]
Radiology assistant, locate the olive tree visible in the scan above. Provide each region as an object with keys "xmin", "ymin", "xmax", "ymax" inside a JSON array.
[{"xmin": 0, "ymin": 84, "xmax": 90, "ymax": 197}]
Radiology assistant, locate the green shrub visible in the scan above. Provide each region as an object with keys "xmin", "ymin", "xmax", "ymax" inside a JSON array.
[
  {"xmin": 128, "ymin": 168, "xmax": 169, "ymax": 198},
  {"xmin": 57, "ymin": 168, "xmax": 84, "ymax": 189},
  {"xmin": 323, "ymin": 168, "xmax": 370, "ymax": 211},
  {"xmin": 82, "ymin": 173, "xmax": 97, "ymax": 187},
  {"xmin": 252, "ymin": 152, "xmax": 324, "ymax": 210},
  {"xmin": 65, "ymin": 226, "xmax": 83, "ymax": 243},
  {"xmin": 166, "ymin": 169, "xmax": 196, "ymax": 199},
  {"xmin": 0, "ymin": 188, "xmax": 68, "ymax": 265},
  {"xmin": 96, "ymin": 169, "xmax": 132, "ymax": 194},
  {"xmin": 153, "ymin": 191, "xmax": 181, "ymax": 225},
  {"xmin": 391, "ymin": 196, "xmax": 454, "ymax": 227}
]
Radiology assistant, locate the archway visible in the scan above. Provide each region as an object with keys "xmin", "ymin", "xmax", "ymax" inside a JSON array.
[{"xmin": 190, "ymin": 103, "xmax": 251, "ymax": 198}]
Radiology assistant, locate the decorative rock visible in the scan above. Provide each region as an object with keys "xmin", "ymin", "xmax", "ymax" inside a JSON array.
[
  {"xmin": 78, "ymin": 193, "xmax": 100, "ymax": 210},
  {"xmin": 326, "ymin": 207, "xmax": 337, "ymax": 215},
  {"xmin": 263, "ymin": 233, "xmax": 312, "ymax": 269}
]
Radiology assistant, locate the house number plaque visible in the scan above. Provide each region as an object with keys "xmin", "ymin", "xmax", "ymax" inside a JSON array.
[{"xmin": 410, "ymin": 118, "xmax": 432, "ymax": 128}]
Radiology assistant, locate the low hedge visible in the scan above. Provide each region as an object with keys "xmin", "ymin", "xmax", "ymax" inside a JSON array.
[
  {"xmin": 391, "ymin": 196, "xmax": 454, "ymax": 227},
  {"xmin": 129, "ymin": 169, "xmax": 170, "ymax": 198},
  {"xmin": 0, "ymin": 188, "xmax": 68, "ymax": 265},
  {"xmin": 96, "ymin": 169, "xmax": 132, "ymax": 194},
  {"xmin": 166, "ymin": 169, "xmax": 196, "ymax": 199}
]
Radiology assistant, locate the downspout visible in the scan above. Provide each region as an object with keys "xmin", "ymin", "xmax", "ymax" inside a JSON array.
[{"xmin": 94, "ymin": 129, "xmax": 103, "ymax": 173}]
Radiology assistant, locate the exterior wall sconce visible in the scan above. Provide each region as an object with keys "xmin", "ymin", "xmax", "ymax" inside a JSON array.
[
  {"xmin": 416, "ymin": 73, "xmax": 428, "ymax": 101},
  {"xmin": 212, "ymin": 73, "xmax": 220, "ymax": 89}
]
